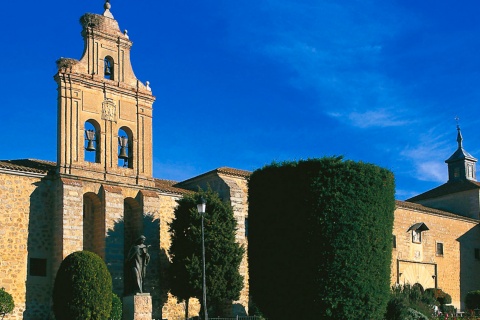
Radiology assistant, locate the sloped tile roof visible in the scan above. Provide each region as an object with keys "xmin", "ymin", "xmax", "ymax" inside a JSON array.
[
  {"xmin": 215, "ymin": 167, "xmax": 252, "ymax": 178},
  {"xmin": 407, "ymin": 180, "xmax": 480, "ymax": 202},
  {"xmin": 446, "ymin": 147, "xmax": 477, "ymax": 163},
  {"xmin": 0, "ymin": 159, "xmax": 56, "ymax": 174},
  {"xmin": 396, "ymin": 200, "xmax": 479, "ymax": 223},
  {"xmin": 175, "ymin": 167, "xmax": 252, "ymax": 186},
  {"xmin": 0, "ymin": 159, "xmax": 247, "ymax": 196},
  {"xmin": 154, "ymin": 179, "xmax": 191, "ymax": 195}
]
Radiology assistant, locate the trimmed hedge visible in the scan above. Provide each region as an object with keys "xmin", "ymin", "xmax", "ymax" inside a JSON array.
[
  {"xmin": 248, "ymin": 157, "xmax": 395, "ymax": 319},
  {"xmin": 53, "ymin": 251, "xmax": 113, "ymax": 320},
  {"xmin": 387, "ymin": 284, "xmax": 438, "ymax": 319},
  {"xmin": 425, "ymin": 288, "xmax": 451, "ymax": 306},
  {"xmin": 109, "ymin": 293, "xmax": 122, "ymax": 320}
]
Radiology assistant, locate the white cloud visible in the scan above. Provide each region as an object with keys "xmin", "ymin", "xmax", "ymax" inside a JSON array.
[
  {"xmin": 328, "ymin": 108, "xmax": 410, "ymax": 128},
  {"xmin": 400, "ymin": 128, "xmax": 452, "ymax": 184},
  {"xmin": 416, "ymin": 161, "xmax": 447, "ymax": 183}
]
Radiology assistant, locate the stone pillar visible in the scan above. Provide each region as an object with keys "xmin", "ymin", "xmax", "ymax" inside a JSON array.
[
  {"xmin": 139, "ymin": 190, "xmax": 162, "ymax": 318},
  {"xmin": 103, "ymin": 185, "xmax": 125, "ymax": 295},
  {"xmin": 53, "ymin": 177, "xmax": 84, "ymax": 271},
  {"xmin": 123, "ymin": 294, "xmax": 152, "ymax": 320}
]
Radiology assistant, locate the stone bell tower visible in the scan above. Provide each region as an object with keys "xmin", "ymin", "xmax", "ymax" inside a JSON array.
[{"xmin": 54, "ymin": 0, "xmax": 155, "ymax": 187}]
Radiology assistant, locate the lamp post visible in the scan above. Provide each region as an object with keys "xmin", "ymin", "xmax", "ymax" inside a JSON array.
[{"xmin": 197, "ymin": 197, "xmax": 208, "ymax": 320}]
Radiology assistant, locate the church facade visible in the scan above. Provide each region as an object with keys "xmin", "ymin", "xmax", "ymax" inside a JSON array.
[
  {"xmin": 1, "ymin": 2, "xmax": 480, "ymax": 319},
  {"xmin": 0, "ymin": 3, "xmax": 249, "ymax": 319}
]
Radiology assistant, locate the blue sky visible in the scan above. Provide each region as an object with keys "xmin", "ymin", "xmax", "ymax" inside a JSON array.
[{"xmin": 1, "ymin": 1, "xmax": 480, "ymax": 200}]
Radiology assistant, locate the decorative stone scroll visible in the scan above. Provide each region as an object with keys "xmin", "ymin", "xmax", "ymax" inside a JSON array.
[{"xmin": 102, "ymin": 99, "xmax": 117, "ymax": 122}]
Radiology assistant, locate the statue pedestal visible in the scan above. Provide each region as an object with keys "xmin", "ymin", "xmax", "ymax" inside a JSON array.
[{"xmin": 123, "ymin": 293, "xmax": 152, "ymax": 320}]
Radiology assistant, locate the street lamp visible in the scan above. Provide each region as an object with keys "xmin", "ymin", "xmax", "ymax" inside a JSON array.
[{"xmin": 197, "ymin": 197, "xmax": 208, "ymax": 320}]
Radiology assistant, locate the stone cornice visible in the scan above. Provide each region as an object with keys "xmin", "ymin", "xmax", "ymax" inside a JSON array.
[{"xmin": 54, "ymin": 72, "xmax": 155, "ymax": 103}]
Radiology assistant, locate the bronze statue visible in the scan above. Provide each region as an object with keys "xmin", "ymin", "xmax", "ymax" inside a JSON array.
[{"xmin": 127, "ymin": 235, "xmax": 150, "ymax": 294}]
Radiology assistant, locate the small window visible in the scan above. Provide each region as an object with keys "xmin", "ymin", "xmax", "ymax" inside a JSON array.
[
  {"xmin": 392, "ymin": 235, "xmax": 396, "ymax": 249},
  {"xmin": 436, "ymin": 242, "xmax": 444, "ymax": 256},
  {"xmin": 245, "ymin": 217, "xmax": 249, "ymax": 238},
  {"xmin": 30, "ymin": 258, "xmax": 47, "ymax": 277},
  {"xmin": 475, "ymin": 248, "xmax": 480, "ymax": 260}
]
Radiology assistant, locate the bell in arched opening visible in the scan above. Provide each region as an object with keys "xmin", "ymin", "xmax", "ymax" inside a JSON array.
[
  {"xmin": 85, "ymin": 130, "xmax": 96, "ymax": 151},
  {"xmin": 118, "ymin": 136, "xmax": 129, "ymax": 160},
  {"xmin": 104, "ymin": 56, "xmax": 114, "ymax": 79}
]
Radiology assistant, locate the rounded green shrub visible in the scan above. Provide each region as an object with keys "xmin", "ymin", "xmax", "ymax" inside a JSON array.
[
  {"xmin": 53, "ymin": 251, "xmax": 113, "ymax": 320},
  {"xmin": 437, "ymin": 292, "xmax": 452, "ymax": 305},
  {"xmin": 425, "ymin": 288, "xmax": 451, "ymax": 305},
  {"xmin": 405, "ymin": 308, "xmax": 429, "ymax": 320},
  {"xmin": 109, "ymin": 293, "xmax": 122, "ymax": 320},
  {"xmin": 465, "ymin": 290, "xmax": 480, "ymax": 311},
  {"xmin": 0, "ymin": 287, "xmax": 14, "ymax": 318},
  {"xmin": 385, "ymin": 296, "xmax": 409, "ymax": 320}
]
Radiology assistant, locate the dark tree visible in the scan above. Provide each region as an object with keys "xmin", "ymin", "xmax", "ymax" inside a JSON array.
[
  {"xmin": 53, "ymin": 251, "xmax": 113, "ymax": 320},
  {"xmin": 0, "ymin": 287, "xmax": 14, "ymax": 320},
  {"xmin": 169, "ymin": 189, "xmax": 244, "ymax": 318},
  {"xmin": 465, "ymin": 290, "xmax": 480, "ymax": 311},
  {"xmin": 248, "ymin": 157, "xmax": 395, "ymax": 320}
]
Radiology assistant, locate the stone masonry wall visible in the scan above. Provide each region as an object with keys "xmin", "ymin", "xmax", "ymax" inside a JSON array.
[
  {"xmin": 0, "ymin": 171, "xmax": 51, "ymax": 320},
  {"xmin": 103, "ymin": 184, "xmax": 126, "ymax": 295},
  {"xmin": 219, "ymin": 174, "xmax": 249, "ymax": 316}
]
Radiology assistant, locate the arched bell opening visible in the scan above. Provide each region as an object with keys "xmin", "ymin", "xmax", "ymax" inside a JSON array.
[
  {"xmin": 83, "ymin": 192, "xmax": 105, "ymax": 258},
  {"xmin": 118, "ymin": 127, "xmax": 133, "ymax": 169},
  {"xmin": 84, "ymin": 120, "xmax": 101, "ymax": 163},
  {"xmin": 104, "ymin": 56, "xmax": 114, "ymax": 80}
]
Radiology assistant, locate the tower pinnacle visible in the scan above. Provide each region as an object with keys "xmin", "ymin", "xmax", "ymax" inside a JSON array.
[
  {"xmin": 457, "ymin": 124, "xmax": 463, "ymax": 149},
  {"xmin": 445, "ymin": 122, "xmax": 477, "ymax": 182},
  {"xmin": 103, "ymin": 0, "xmax": 114, "ymax": 19}
]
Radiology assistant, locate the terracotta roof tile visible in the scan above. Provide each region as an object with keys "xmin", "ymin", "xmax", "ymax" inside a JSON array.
[
  {"xmin": 175, "ymin": 167, "xmax": 252, "ymax": 187},
  {"xmin": 216, "ymin": 167, "xmax": 252, "ymax": 178},
  {"xmin": 0, "ymin": 159, "xmax": 56, "ymax": 174},
  {"xmin": 154, "ymin": 179, "xmax": 191, "ymax": 195}
]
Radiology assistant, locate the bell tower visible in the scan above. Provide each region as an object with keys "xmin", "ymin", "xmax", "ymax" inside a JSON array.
[
  {"xmin": 445, "ymin": 125, "xmax": 477, "ymax": 182},
  {"xmin": 54, "ymin": 0, "xmax": 155, "ymax": 186}
]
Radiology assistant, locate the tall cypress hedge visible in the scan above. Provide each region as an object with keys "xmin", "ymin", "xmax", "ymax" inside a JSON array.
[{"xmin": 248, "ymin": 157, "xmax": 395, "ymax": 319}]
